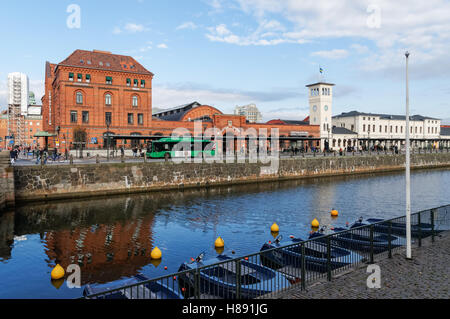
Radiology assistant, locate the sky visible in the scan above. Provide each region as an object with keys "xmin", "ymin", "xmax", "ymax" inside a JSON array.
[{"xmin": 0, "ymin": 0, "xmax": 449, "ymax": 123}]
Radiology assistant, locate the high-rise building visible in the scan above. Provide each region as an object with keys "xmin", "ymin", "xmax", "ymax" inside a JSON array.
[
  {"xmin": 8, "ymin": 72, "xmax": 29, "ymax": 116},
  {"xmin": 234, "ymin": 103, "xmax": 262, "ymax": 123},
  {"xmin": 7, "ymin": 72, "xmax": 29, "ymax": 146}
]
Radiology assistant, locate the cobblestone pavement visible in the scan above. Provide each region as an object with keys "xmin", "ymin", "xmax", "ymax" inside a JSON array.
[{"xmin": 274, "ymin": 231, "xmax": 450, "ymax": 299}]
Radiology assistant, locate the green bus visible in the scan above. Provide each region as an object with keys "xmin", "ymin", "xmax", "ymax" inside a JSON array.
[{"xmin": 146, "ymin": 137, "xmax": 216, "ymax": 159}]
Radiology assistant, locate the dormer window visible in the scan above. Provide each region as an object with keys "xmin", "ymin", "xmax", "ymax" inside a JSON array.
[
  {"xmin": 80, "ymin": 59, "xmax": 84, "ymax": 64},
  {"xmin": 106, "ymin": 62, "xmax": 110, "ymax": 67},
  {"xmin": 99, "ymin": 61, "xmax": 103, "ymax": 66},
  {"xmin": 87, "ymin": 60, "xmax": 92, "ymax": 65}
]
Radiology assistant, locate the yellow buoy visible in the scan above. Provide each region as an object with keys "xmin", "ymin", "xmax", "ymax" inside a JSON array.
[
  {"xmin": 151, "ymin": 247, "xmax": 162, "ymax": 260},
  {"xmin": 331, "ymin": 209, "xmax": 339, "ymax": 217},
  {"xmin": 215, "ymin": 237, "xmax": 225, "ymax": 248},
  {"xmin": 51, "ymin": 264, "xmax": 65, "ymax": 280},
  {"xmin": 271, "ymin": 231, "xmax": 279, "ymax": 239},
  {"xmin": 270, "ymin": 223, "xmax": 279, "ymax": 232},
  {"xmin": 311, "ymin": 218, "xmax": 320, "ymax": 228}
]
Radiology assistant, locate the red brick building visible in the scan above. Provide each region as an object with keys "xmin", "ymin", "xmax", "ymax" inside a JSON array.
[
  {"xmin": 42, "ymin": 50, "xmax": 154, "ymax": 149},
  {"xmin": 42, "ymin": 50, "xmax": 320, "ymax": 151}
]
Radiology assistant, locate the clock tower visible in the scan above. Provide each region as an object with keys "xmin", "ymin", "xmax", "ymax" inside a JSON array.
[{"xmin": 306, "ymin": 82, "xmax": 335, "ymax": 150}]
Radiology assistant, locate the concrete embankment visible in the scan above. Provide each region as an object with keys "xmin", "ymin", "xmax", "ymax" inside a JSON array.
[{"xmin": 9, "ymin": 152, "xmax": 450, "ymax": 203}]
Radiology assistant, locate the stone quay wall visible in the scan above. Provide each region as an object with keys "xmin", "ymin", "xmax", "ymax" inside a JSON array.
[
  {"xmin": 12, "ymin": 153, "xmax": 450, "ymax": 203},
  {"xmin": 0, "ymin": 151, "xmax": 15, "ymax": 210}
]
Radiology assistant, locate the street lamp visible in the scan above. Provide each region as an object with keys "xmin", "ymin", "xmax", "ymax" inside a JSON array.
[{"xmin": 405, "ymin": 51, "xmax": 412, "ymax": 259}]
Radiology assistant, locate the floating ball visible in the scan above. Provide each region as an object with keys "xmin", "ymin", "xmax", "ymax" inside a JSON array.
[
  {"xmin": 311, "ymin": 218, "xmax": 320, "ymax": 228},
  {"xmin": 51, "ymin": 264, "xmax": 65, "ymax": 280},
  {"xmin": 151, "ymin": 247, "xmax": 162, "ymax": 259},
  {"xmin": 215, "ymin": 237, "xmax": 225, "ymax": 248},
  {"xmin": 270, "ymin": 223, "xmax": 280, "ymax": 232}
]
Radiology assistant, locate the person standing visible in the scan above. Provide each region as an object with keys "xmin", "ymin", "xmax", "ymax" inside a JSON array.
[{"xmin": 10, "ymin": 149, "xmax": 15, "ymax": 165}]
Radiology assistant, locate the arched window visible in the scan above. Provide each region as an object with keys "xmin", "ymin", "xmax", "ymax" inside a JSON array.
[
  {"xmin": 132, "ymin": 95, "xmax": 139, "ymax": 107},
  {"xmin": 105, "ymin": 94, "xmax": 112, "ymax": 106},
  {"xmin": 76, "ymin": 91, "xmax": 83, "ymax": 104}
]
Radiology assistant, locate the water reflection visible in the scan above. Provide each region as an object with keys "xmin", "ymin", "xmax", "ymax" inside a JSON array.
[{"xmin": 0, "ymin": 168, "xmax": 449, "ymax": 298}]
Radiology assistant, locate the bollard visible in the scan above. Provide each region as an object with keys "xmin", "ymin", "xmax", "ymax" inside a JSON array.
[
  {"xmin": 194, "ymin": 268, "xmax": 201, "ymax": 299},
  {"xmin": 69, "ymin": 155, "xmax": 73, "ymax": 165},
  {"xmin": 235, "ymin": 259, "xmax": 241, "ymax": 299},
  {"xmin": 369, "ymin": 225, "xmax": 374, "ymax": 264},
  {"xmin": 301, "ymin": 243, "xmax": 306, "ymax": 290},
  {"xmin": 388, "ymin": 221, "xmax": 392, "ymax": 258},
  {"xmin": 327, "ymin": 237, "xmax": 332, "ymax": 281},
  {"xmin": 121, "ymin": 154, "xmax": 125, "ymax": 163},
  {"xmin": 431, "ymin": 209, "xmax": 435, "ymax": 243},
  {"xmin": 418, "ymin": 212, "xmax": 422, "ymax": 247},
  {"xmin": 96, "ymin": 154, "xmax": 99, "ymax": 164}
]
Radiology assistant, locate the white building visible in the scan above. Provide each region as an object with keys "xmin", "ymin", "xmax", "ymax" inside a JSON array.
[
  {"xmin": 303, "ymin": 81, "xmax": 446, "ymax": 151},
  {"xmin": 234, "ymin": 103, "xmax": 262, "ymax": 123},
  {"xmin": 332, "ymin": 111, "xmax": 442, "ymax": 150}
]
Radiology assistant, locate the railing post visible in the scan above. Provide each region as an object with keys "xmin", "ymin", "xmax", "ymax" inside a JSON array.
[
  {"xmin": 431, "ymin": 209, "xmax": 435, "ymax": 243},
  {"xmin": 301, "ymin": 243, "xmax": 306, "ymax": 290},
  {"xmin": 369, "ymin": 225, "xmax": 374, "ymax": 264},
  {"xmin": 388, "ymin": 221, "xmax": 392, "ymax": 258},
  {"xmin": 194, "ymin": 268, "xmax": 201, "ymax": 299},
  {"xmin": 327, "ymin": 237, "xmax": 332, "ymax": 281},
  {"xmin": 235, "ymin": 259, "xmax": 241, "ymax": 299},
  {"xmin": 418, "ymin": 212, "xmax": 422, "ymax": 247}
]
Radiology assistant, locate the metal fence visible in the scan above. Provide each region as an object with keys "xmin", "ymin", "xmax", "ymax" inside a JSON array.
[{"xmin": 83, "ymin": 204, "xmax": 450, "ymax": 300}]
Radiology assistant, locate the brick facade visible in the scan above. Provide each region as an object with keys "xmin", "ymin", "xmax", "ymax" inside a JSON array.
[{"xmin": 42, "ymin": 49, "xmax": 320, "ymax": 151}]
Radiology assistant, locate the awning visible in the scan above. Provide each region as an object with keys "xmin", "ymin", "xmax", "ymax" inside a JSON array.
[{"xmin": 33, "ymin": 131, "xmax": 57, "ymax": 137}]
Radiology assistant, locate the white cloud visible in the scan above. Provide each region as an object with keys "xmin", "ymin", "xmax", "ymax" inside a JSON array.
[
  {"xmin": 153, "ymin": 82, "xmax": 303, "ymax": 110},
  {"xmin": 157, "ymin": 43, "xmax": 168, "ymax": 49},
  {"xmin": 176, "ymin": 22, "xmax": 198, "ymax": 30},
  {"xmin": 206, "ymin": 22, "xmax": 304, "ymax": 46},
  {"xmin": 217, "ymin": 0, "xmax": 450, "ymax": 77},
  {"xmin": 311, "ymin": 49, "xmax": 349, "ymax": 60},
  {"xmin": 113, "ymin": 23, "xmax": 149, "ymax": 34},
  {"xmin": 124, "ymin": 23, "xmax": 147, "ymax": 33}
]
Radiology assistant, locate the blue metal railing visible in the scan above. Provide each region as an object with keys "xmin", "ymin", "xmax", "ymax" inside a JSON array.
[{"xmin": 83, "ymin": 204, "xmax": 449, "ymax": 299}]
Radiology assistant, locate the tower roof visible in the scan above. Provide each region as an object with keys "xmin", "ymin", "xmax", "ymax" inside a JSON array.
[
  {"xmin": 56, "ymin": 49, "xmax": 154, "ymax": 76},
  {"xmin": 306, "ymin": 82, "xmax": 335, "ymax": 87}
]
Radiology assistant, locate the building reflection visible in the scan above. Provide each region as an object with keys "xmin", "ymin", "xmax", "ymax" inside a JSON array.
[
  {"xmin": 15, "ymin": 196, "xmax": 156, "ymax": 285},
  {"xmin": 0, "ymin": 212, "xmax": 14, "ymax": 261}
]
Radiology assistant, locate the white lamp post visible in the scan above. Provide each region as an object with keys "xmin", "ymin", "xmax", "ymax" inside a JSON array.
[{"xmin": 405, "ymin": 51, "xmax": 412, "ymax": 259}]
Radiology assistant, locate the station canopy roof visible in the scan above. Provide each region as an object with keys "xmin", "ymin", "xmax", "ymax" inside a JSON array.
[{"xmin": 33, "ymin": 131, "xmax": 57, "ymax": 137}]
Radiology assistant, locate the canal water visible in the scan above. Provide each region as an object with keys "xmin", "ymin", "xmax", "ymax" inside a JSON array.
[{"xmin": 0, "ymin": 168, "xmax": 449, "ymax": 298}]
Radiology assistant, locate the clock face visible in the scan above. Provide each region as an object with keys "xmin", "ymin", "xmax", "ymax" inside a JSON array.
[
  {"xmin": 313, "ymin": 105, "xmax": 317, "ymax": 111},
  {"xmin": 324, "ymin": 105, "xmax": 329, "ymax": 111}
]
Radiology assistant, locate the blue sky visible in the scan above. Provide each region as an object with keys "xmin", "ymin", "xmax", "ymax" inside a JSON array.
[{"xmin": 1, "ymin": 0, "xmax": 449, "ymax": 123}]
